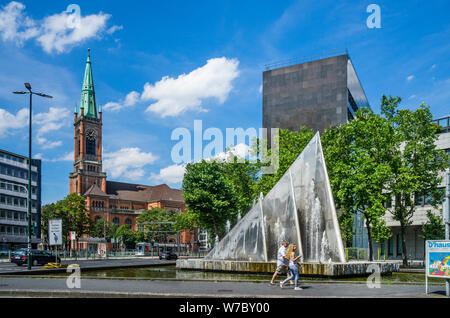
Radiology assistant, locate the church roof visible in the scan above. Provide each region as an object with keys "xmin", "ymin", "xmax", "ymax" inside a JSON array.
[
  {"xmin": 79, "ymin": 48, "xmax": 97, "ymax": 118},
  {"xmin": 84, "ymin": 184, "xmax": 108, "ymax": 197},
  {"xmin": 104, "ymin": 181, "xmax": 184, "ymax": 203}
]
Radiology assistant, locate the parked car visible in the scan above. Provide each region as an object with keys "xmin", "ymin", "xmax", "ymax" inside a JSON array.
[
  {"xmin": 10, "ymin": 249, "xmax": 61, "ymax": 266},
  {"xmin": 159, "ymin": 251, "xmax": 178, "ymax": 260}
]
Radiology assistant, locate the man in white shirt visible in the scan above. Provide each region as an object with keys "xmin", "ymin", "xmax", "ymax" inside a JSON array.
[{"xmin": 270, "ymin": 240, "xmax": 292, "ymax": 285}]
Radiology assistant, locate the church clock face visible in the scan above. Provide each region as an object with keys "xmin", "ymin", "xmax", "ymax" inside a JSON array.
[{"xmin": 86, "ymin": 129, "xmax": 96, "ymax": 141}]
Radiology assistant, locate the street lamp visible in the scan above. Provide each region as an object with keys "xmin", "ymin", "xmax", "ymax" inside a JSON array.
[{"xmin": 13, "ymin": 83, "xmax": 52, "ymax": 270}]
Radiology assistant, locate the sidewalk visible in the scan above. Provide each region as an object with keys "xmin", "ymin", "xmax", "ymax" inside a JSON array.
[{"xmin": 0, "ymin": 276, "xmax": 446, "ymax": 298}]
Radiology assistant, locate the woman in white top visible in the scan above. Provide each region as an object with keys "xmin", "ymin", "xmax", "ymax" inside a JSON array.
[{"xmin": 280, "ymin": 244, "xmax": 302, "ymax": 290}]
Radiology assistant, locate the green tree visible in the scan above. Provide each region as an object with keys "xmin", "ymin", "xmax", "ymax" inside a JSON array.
[
  {"xmin": 61, "ymin": 193, "xmax": 93, "ymax": 242},
  {"xmin": 41, "ymin": 203, "xmax": 69, "ymax": 246},
  {"xmin": 90, "ymin": 219, "xmax": 117, "ymax": 240},
  {"xmin": 41, "ymin": 194, "xmax": 93, "ymax": 248},
  {"xmin": 420, "ymin": 210, "xmax": 445, "ymax": 241},
  {"xmin": 173, "ymin": 211, "xmax": 198, "ymax": 232},
  {"xmin": 182, "ymin": 160, "xmax": 238, "ymax": 242},
  {"xmin": 254, "ymin": 127, "xmax": 314, "ymax": 196},
  {"xmin": 115, "ymin": 224, "xmax": 137, "ymax": 249},
  {"xmin": 322, "ymin": 108, "xmax": 394, "ymax": 261},
  {"xmin": 136, "ymin": 208, "xmax": 176, "ymax": 243},
  {"xmin": 381, "ymin": 95, "xmax": 449, "ymax": 266},
  {"xmin": 222, "ymin": 156, "xmax": 259, "ymax": 221}
]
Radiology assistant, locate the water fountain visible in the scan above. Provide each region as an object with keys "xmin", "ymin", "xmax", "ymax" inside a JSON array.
[{"xmin": 178, "ymin": 133, "xmax": 399, "ymax": 276}]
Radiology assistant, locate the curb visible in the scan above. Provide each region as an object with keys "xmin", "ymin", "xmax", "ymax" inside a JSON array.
[{"xmin": 0, "ymin": 275, "xmax": 445, "ymax": 287}]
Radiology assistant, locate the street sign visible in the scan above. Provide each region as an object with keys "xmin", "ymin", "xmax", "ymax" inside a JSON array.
[
  {"xmin": 425, "ymin": 240, "xmax": 450, "ymax": 294},
  {"xmin": 70, "ymin": 231, "xmax": 76, "ymax": 240},
  {"xmin": 49, "ymin": 219, "xmax": 62, "ymax": 246}
]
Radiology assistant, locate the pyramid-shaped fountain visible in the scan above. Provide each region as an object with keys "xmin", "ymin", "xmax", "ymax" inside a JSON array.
[
  {"xmin": 178, "ymin": 133, "xmax": 400, "ymax": 276},
  {"xmin": 205, "ymin": 132, "xmax": 346, "ymax": 264}
]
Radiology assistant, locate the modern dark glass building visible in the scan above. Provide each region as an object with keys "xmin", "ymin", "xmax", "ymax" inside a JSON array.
[
  {"xmin": 262, "ymin": 52, "xmax": 370, "ymax": 139},
  {"xmin": 0, "ymin": 149, "xmax": 41, "ymax": 253}
]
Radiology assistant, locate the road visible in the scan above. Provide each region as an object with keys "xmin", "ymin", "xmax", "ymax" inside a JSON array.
[{"xmin": 0, "ymin": 257, "xmax": 175, "ymax": 275}]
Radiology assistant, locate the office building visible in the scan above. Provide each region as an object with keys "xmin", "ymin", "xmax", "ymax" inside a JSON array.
[
  {"xmin": 0, "ymin": 149, "xmax": 41, "ymax": 253},
  {"xmin": 262, "ymin": 51, "xmax": 370, "ymax": 141}
]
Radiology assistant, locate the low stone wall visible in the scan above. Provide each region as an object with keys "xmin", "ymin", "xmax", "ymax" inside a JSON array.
[{"xmin": 177, "ymin": 259, "xmax": 401, "ymax": 277}]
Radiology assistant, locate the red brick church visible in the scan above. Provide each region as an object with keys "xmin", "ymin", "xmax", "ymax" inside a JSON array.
[{"xmin": 69, "ymin": 50, "xmax": 193, "ymax": 246}]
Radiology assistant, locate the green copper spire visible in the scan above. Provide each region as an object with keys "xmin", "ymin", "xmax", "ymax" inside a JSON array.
[{"xmin": 79, "ymin": 48, "xmax": 97, "ymax": 118}]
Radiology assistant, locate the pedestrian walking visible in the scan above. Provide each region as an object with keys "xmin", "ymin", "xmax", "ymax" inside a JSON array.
[
  {"xmin": 280, "ymin": 244, "xmax": 303, "ymax": 290},
  {"xmin": 270, "ymin": 240, "xmax": 292, "ymax": 285}
]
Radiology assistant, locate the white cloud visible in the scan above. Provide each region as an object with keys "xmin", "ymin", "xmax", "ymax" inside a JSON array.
[
  {"xmin": 0, "ymin": 1, "xmax": 39, "ymax": 45},
  {"xmin": 34, "ymin": 107, "xmax": 70, "ymax": 135},
  {"xmin": 150, "ymin": 164, "xmax": 186, "ymax": 184},
  {"xmin": 103, "ymin": 91, "xmax": 140, "ymax": 111},
  {"xmin": 407, "ymin": 75, "xmax": 415, "ymax": 81},
  {"xmin": 0, "ymin": 106, "xmax": 70, "ymax": 150},
  {"xmin": 37, "ymin": 11, "xmax": 111, "ymax": 54},
  {"xmin": 430, "ymin": 64, "xmax": 437, "ymax": 70},
  {"xmin": 103, "ymin": 147, "xmax": 158, "ymax": 180},
  {"xmin": 0, "ymin": 107, "xmax": 28, "ymax": 137},
  {"xmin": 32, "ymin": 151, "xmax": 74, "ymax": 162},
  {"xmin": 0, "ymin": 1, "xmax": 118, "ymax": 54},
  {"xmin": 141, "ymin": 57, "xmax": 240, "ymax": 117},
  {"xmin": 106, "ymin": 25, "xmax": 123, "ymax": 34},
  {"xmin": 36, "ymin": 137, "xmax": 62, "ymax": 149},
  {"xmin": 33, "ymin": 107, "xmax": 70, "ymax": 149},
  {"xmin": 209, "ymin": 143, "xmax": 251, "ymax": 163}
]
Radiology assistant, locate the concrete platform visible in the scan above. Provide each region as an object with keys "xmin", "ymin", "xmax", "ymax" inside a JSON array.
[{"xmin": 177, "ymin": 259, "xmax": 401, "ymax": 277}]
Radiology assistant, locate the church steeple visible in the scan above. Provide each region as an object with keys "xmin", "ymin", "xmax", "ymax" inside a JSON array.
[
  {"xmin": 70, "ymin": 48, "xmax": 106, "ymax": 196},
  {"xmin": 79, "ymin": 48, "xmax": 97, "ymax": 118}
]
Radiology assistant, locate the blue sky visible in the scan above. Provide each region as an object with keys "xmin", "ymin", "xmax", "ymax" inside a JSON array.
[{"xmin": 0, "ymin": 0, "xmax": 449, "ymax": 204}]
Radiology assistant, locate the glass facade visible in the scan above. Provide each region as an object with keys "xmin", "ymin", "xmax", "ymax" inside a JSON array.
[{"xmin": 0, "ymin": 150, "xmax": 41, "ymax": 252}]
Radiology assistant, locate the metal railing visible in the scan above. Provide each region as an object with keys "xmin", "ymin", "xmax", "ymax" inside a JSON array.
[{"xmin": 264, "ymin": 48, "xmax": 349, "ymax": 71}]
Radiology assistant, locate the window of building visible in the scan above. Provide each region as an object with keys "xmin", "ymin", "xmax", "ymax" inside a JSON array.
[
  {"xmin": 125, "ymin": 218, "xmax": 132, "ymax": 229},
  {"xmin": 380, "ymin": 241, "xmax": 385, "ymax": 256},
  {"xmin": 397, "ymin": 234, "xmax": 402, "ymax": 255},
  {"xmin": 424, "ymin": 192, "xmax": 433, "ymax": 205},
  {"xmin": 388, "ymin": 237, "xmax": 393, "ymax": 256},
  {"xmin": 414, "ymin": 192, "xmax": 424, "ymax": 206},
  {"xmin": 113, "ymin": 217, "xmax": 120, "ymax": 226},
  {"xmin": 86, "ymin": 138, "xmax": 96, "ymax": 156}
]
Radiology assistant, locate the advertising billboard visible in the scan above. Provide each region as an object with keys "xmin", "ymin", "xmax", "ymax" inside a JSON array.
[
  {"xmin": 49, "ymin": 219, "xmax": 63, "ymax": 246},
  {"xmin": 426, "ymin": 240, "xmax": 450, "ymax": 278}
]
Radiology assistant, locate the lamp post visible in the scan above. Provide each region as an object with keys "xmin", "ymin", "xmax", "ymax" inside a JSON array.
[{"xmin": 13, "ymin": 83, "xmax": 52, "ymax": 270}]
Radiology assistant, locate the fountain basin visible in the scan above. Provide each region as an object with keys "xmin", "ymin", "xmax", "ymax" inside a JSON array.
[{"xmin": 177, "ymin": 259, "xmax": 400, "ymax": 277}]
